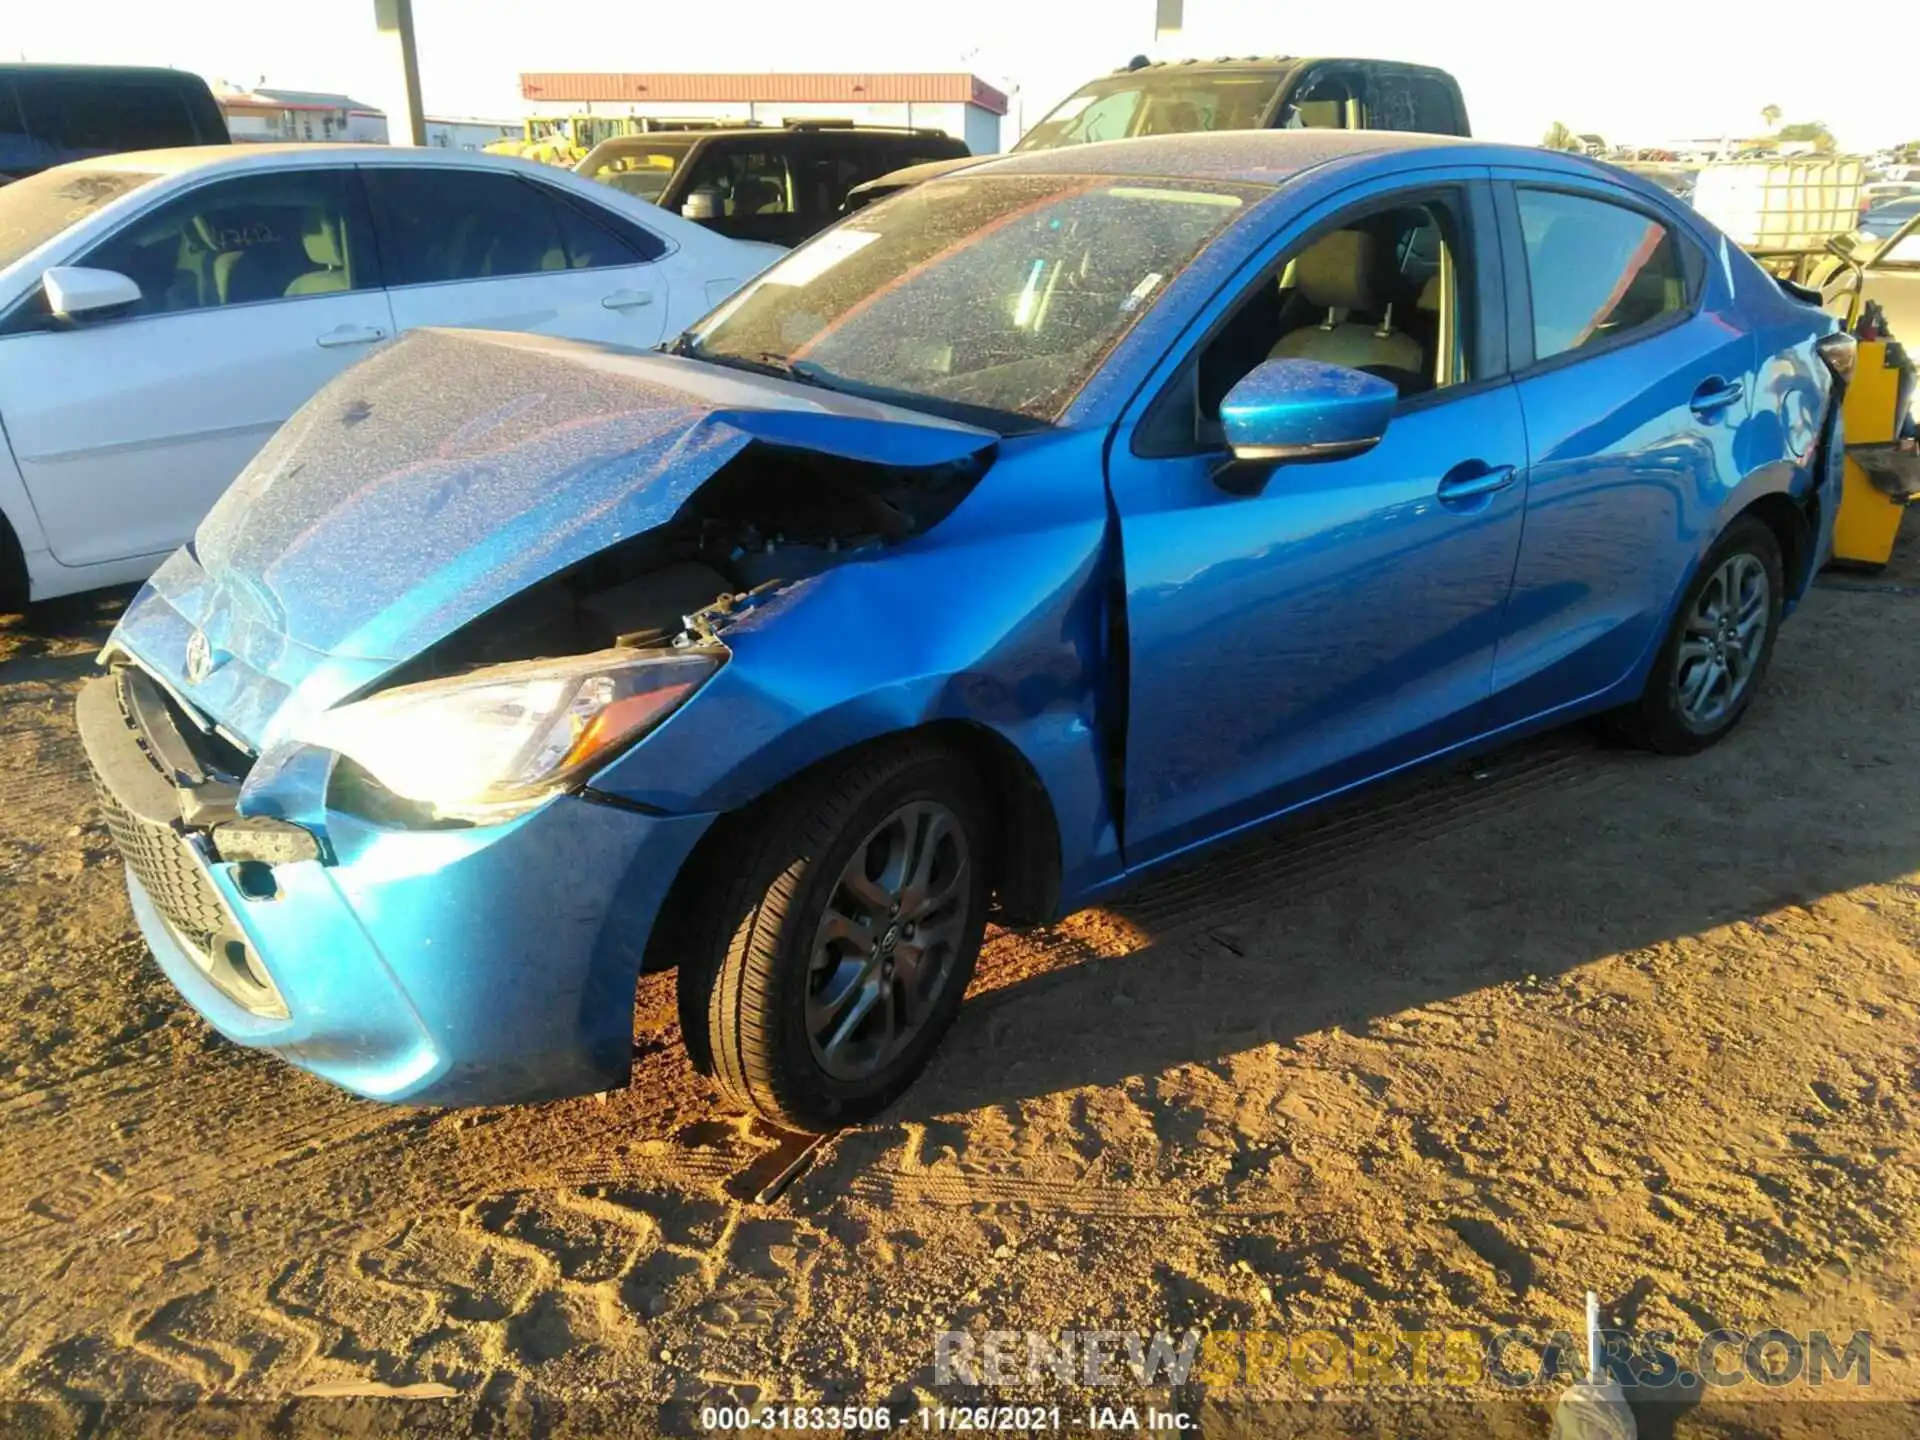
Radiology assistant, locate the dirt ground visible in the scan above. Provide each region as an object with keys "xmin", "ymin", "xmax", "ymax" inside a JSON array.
[{"xmin": 0, "ymin": 526, "xmax": 1916, "ymax": 1438}]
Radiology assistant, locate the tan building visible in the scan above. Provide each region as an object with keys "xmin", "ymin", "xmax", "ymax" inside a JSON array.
[
  {"xmin": 518, "ymin": 72, "xmax": 1009, "ymax": 153},
  {"xmin": 215, "ymin": 87, "xmax": 388, "ymax": 144}
]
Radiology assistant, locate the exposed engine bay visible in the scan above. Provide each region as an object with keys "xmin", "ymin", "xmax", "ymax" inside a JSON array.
[{"xmin": 381, "ymin": 441, "xmax": 992, "ymax": 689}]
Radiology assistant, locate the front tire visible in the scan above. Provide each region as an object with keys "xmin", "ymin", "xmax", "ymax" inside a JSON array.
[
  {"xmin": 684, "ymin": 741, "xmax": 989, "ymax": 1132},
  {"xmin": 1612, "ymin": 515, "xmax": 1784, "ymax": 754}
]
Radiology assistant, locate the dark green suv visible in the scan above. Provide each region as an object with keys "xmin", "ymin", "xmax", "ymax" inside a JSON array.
[
  {"xmin": 848, "ymin": 55, "xmax": 1469, "ymax": 210},
  {"xmin": 575, "ymin": 122, "xmax": 969, "ymax": 247}
]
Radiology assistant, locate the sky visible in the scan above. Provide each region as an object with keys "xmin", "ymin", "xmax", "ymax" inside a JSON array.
[{"xmin": 13, "ymin": 0, "xmax": 1920, "ymax": 152}]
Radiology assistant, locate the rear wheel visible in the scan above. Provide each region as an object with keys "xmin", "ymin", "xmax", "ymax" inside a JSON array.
[
  {"xmin": 0, "ymin": 512, "xmax": 26, "ymax": 615},
  {"xmin": 682, "ymin": 741, "xmax": 988, "ymax": 1132},
  {"xmin": 1611, "ymin": 515, "xmax": 1783, "ymax": 754}
]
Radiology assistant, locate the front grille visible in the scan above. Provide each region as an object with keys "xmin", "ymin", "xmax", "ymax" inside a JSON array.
[{"xmin": 88, "ymin": 757, "xmax": 229, "ymax": 952}]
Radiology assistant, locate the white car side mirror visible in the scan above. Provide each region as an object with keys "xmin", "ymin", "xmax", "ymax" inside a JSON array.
[{"xmin": 43, "ymin": 265, "xmax": 142, "ymax": 319}]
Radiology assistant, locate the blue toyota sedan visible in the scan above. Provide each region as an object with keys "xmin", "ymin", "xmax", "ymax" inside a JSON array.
[{"xmin": 80, "ymin": 132, "xmax": 1849, "ymax": 1130}]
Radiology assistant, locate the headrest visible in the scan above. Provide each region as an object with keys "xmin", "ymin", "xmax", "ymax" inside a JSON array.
[
  {"xmin": 1293, "ymin": 229, "xmax": 1377, "ymax": 311},
  {"xmin": 1418, "ymin": 273, "xmax": 1443, "ymax": 312},
  {"xmin": 303, "ymin": 216, "xmax": 344, "ymax": 268}
]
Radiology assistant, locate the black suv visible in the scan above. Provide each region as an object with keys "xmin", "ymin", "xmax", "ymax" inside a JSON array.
[
  {"xmin": 0, "ymin": 65, "xmax": 229, "ymax": 183},
  {"xmin": 848, "ymin": 55, "xmax": 1469, "ymax": 211},
  {"xmin": 575, "ymin": 122, "xmax": 970, "ymax": 246}
]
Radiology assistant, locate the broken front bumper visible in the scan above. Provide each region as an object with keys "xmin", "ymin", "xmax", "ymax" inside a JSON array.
[{"xmin": 77, "ymin": 668, "xmax": 714, "ymax": 1105}]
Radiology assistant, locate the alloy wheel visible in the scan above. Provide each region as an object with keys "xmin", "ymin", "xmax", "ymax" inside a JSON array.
[
  {"xmin": 805, "ymin": 800, "xmax": 973, "ymax": 1082},
  {"xmin": 1674, "ymin": 551, "xmax": 1770, "ymax": 730}
]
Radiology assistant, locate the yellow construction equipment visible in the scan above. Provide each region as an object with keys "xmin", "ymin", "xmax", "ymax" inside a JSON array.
[
  {"xmin": 484, "ymin": 115, "xmax": 749, "ymax": 168},
  {"xmin": 1830, "ymin": 336, "xmax": 1916, "ymax": 566},
  {"xmin": 1690, "ymin": 163, "xmax": 1920, "ymax": 568},
  {"xmin": 1817, "ymin": 206, "xmax": 1920, "ymax": 567}
]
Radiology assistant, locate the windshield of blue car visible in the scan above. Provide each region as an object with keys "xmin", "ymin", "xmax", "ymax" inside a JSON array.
[
  {"xmin": 684, "ymin": 174, "xmax": 1266, "ymax": 426},
  {"xmin": 576, "ymin": 140, "xmax": 696, "ymax": 204},
  {"xmin": 0, "ymin": 166, "xmax": 158, "ymax": 272},
  {"xmin": 1014, "ymin": 72, "xmax": 1282, "ymax": 152}
]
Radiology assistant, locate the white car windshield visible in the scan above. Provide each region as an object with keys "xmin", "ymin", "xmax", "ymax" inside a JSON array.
[
  {"xmin": 685, "ymin": 173, "xmax": 1265, "ymax": 425},
  {"xmin": 0, "ymin": 167, "xmax": 159, "ymax": 273}
]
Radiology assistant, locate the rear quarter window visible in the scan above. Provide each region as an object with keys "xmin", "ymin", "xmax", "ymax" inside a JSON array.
[{"xmin": 1368, "ymin": 69, "xmax": 1463, "ymax": 134}]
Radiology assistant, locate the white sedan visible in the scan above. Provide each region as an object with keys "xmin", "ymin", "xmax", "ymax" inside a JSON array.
[{"xmin": 0, "ymin": 143, "xmax": 783, "ymax": 603}]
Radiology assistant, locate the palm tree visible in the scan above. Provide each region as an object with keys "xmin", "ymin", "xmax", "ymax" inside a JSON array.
[{"xmin": 1762, "ymin": 103, "xmax": 1783, "ymax": 132}]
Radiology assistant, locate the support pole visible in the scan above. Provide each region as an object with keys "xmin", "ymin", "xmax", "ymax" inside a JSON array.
[{"xmin": 371, "ymin": 0, "xmax": 427, "ymax": 146}]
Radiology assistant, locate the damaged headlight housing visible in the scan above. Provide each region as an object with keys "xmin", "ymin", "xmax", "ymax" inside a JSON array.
[{"xmin": 292, "ymin": 648, "xmax": 721, "ymax": 822}]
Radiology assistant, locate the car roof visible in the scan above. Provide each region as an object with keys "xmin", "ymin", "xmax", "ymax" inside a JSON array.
[
  {"xmin": 0, "ymin": 62, "xmax": 208, "ymax": 80},
  {"xmin": 58, "ymin": 142, "xmax": 576, "ymax": 179},
  {"xmin": 586, "ymin": 126, "xmax": 952, "ymax": 146},
  {"xmin": 1085, "ymin": 54, "xmax": 1454, "ymax": 79},
  {"xmin": 951, "ymin": 128, "xmax": 1498, "ymax": 187}
]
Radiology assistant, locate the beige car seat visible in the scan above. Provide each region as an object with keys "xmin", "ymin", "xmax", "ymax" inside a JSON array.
[
  {"xmin": 1270, "ymin": 230, "xmax": 1424, "ymax": 377},
  {"xmin": 285, "ymin": 215, "xmax": 351, "ymax": 296}
]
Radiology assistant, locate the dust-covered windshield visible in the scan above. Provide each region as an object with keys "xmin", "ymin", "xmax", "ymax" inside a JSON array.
[
  {"xmin": 1014, "ymin": 72, "xmax": 1283, "ymax": 152},
  {"xmin": 0, "ymin": 167, "xmax": 158, "ymax": 272},
  {"xmin": 684, "ymin": 174, "xmax": 1266, "ymax": 425},
  {"xmin": 576, "ymin": 140, "xmax": 696, "ymax": 204}
]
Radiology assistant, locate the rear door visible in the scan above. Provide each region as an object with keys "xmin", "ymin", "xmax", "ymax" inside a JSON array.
[
  {"xmin": 1486, "ymin": 171, "xmax": 1758, "ymax": 727},
  {"xmin": 364, "ymin": 164, "xmax": 671, "ymax": 350},
  {"xmin": 0, "ymin": 165, "xmax": 392, "ymax": 566}
]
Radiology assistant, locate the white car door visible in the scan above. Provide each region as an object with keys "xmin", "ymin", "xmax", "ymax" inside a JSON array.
[
  {"xmin": 0, "ymin": 166, "xmax": 393, "ymax": 568},
  {"xmin": 364, "ymin": 165, "xmax": 670, "ymax": 350}
]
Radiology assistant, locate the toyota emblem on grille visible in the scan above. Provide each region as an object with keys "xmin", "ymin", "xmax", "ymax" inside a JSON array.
[{"xmin": 184, "ymin": 629, "xmax": 215, "ymax": 684}]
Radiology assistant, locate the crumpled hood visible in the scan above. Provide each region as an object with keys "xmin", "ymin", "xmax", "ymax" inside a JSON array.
[{"xmin": 114, "ymin": 327, "xmax": 995, "ymax": 748}]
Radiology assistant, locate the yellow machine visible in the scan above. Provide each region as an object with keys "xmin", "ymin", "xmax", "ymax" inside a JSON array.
[
  {"xmin": 1830, "ymin": 338, "xmax": 1914, "ymax": 566},
  {"xmin": 484, "ymin": 115, "xmax": 745, "ymax": 169},
  {"xmin": 483, "ymin": 116, "xmax": 589, "ymax": 167},
  {"xmin": 1820, "ymin": 205, "xmax": 1920, "ymax": 568}
]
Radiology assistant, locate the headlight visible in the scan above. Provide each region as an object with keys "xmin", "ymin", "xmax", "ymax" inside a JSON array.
[{"xmin": 293, "ymin": 647, "xmax": 720, "ymax": 822}]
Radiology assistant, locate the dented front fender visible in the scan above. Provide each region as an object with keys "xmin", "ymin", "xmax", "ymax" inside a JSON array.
[{"xmin": 587, "ymin": 425, "xmax": 1126, "ymax": 907}]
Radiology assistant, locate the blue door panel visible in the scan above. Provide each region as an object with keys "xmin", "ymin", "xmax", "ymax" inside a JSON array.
[
  {"xmin": 1490, "ymin": 314, "xmax": 1756, "ymax": 720},
  {"xmin": 1112, "ymin": 383, "xmax": 1529, "ymax": 865}
]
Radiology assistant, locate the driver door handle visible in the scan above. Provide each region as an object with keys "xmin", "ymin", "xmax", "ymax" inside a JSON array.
[
  {"xmin": 602, "ymin": 289, "xmax": 654, "ymax": 311},
  {"xmin": 316, "ymin": 324, "xmax": 387, "ymax": 349},
  {"xmin": 1436, "ymin": 461, "xmax": 1518, "ymax": 505}
]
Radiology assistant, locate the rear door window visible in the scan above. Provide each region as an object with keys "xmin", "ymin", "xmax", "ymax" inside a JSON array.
[
  {"xmin": 363, "ymin": 168, "xmax": 658, "ymax": 286},
  {"xmin": 1517, "ymin": 188, "xmax": 1689, "ymax": 359},
  {"xmin": 803, "ymin": 135, "xmax": 917, "ymax": 220}
]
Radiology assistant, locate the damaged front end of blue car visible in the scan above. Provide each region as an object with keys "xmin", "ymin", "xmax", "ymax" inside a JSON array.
[{"xmin": 77, "ymin": 327, "xmax": 1117, "ymax": 1106}]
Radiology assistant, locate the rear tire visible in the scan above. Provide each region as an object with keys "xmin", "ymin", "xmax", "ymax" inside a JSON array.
[
  {"xmin": 681, "ymin": 740, "xmax": 989, "ymax": 1132},
  {"xmin": 0, "ymin": 513, "xmax": 26, "ymax": 615},
  {"xmin": 1609, "ymin": 515, "xmax": 1783, "ymax": 755}
]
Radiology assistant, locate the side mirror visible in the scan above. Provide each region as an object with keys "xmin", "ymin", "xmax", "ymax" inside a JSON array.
[
  {"xmin": 42, "ymin": 265, "xmax": 142, "ymax": 319},
  {"xmin": 680, "ymin": 190, "xmax": 719, "ymax": 222},
  {"xmin": 1215, "ymin": 358, "xmax": 1397, "ymax": 493}
]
